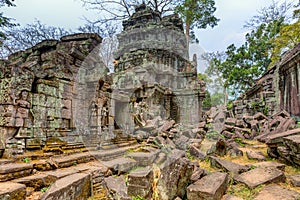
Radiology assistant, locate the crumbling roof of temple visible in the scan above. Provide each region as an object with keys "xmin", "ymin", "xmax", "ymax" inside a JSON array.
[{"xmin": 122, "ymin": 3, "xmax": 183, "ymax": 32}]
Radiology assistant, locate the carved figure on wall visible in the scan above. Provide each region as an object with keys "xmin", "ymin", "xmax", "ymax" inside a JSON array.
[
  {"xmin": 89, "ymin": 101, "xmax": 98, "ymax": 128},
  {"xmin": 132, "ymin": 101, "xmax": 148, "ymax": 127}
]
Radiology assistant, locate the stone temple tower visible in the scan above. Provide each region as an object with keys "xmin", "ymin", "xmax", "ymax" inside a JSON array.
[{"xmin": 112, "ymin": 3, "xmax": 206, "ymax": 131}]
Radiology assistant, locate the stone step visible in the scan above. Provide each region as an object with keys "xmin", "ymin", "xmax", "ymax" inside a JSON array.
[
  {"xmin": 187, "ymin": 172, "xmax": 229, "ymax": 200},
  {"xmin": 90, "ymin": 143, "xmax": 141, "ymax": 161},
  {"xmin": 51, "ymin": 152, "xmax": 92, "ymax": 168},
  {"xmin": 0, "ymin": 163, "xmax": 33, "ymax": 182},
  {"xmin": 0, "ymin": 182, "xmax": 26, "ymax": 200},
  {"xmin": 0, "ymin": 159, "xmax": 14, "ymax": 165},
  {"xmin": 126, "ymin": 149, "xmax": 159, "ymax": 167},
  {"xmin": 101, "ymin": 157, "xmax": 137, "ymax": 174},
  {"xmin": 99, "ymin": 139, "xmax": 138, "ymax": 150},
  {"xmin": 234, "ymin": 167, "xmax": 286, "ymax": 189},
  {"xmin": 12, "ymin": 173, "xmax": 56, "ymax": 190}
]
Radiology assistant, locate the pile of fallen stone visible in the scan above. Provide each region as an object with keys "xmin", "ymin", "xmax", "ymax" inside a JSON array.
[
  {"xmin": 265, "ymin": 128, "xmax": 300, "ymax": 167},
  {"xmin": 221, "ymin": 110, "xmax": 296, "ymax": 142},
  {"xmin": 132, "ymin": 117, "xmax": 207, "ymax": 152}
]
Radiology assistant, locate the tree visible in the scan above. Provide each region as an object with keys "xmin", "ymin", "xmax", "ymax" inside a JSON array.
[
  {"xmin": 214, "ymin": 1, "xmax": 297, "ymax": 98},
  {"xmin": 1, "ymin": 20, "xmax": 70, "ymax": 58},
  {"xmin": 270, "ymin": 3, "xmax": 300, "ymax": 65},
  {"xmin": 78, "ymin": 22, "xmax": 119, "ymax": 71},
  {"xmin": 244, "ymin": 0, "xmax": 294, "ymax": 30},
  {"xmin": 202, "ymin": 51, "xmax": 228, "ymax": 104},
  {"xmin": 81, "ymin": 0, "xmax": 219, "ymax": 45},
  {"xmin": 80, "ymin": 0, "xmax": 176, "ymax": 27},
  {"xmin": 0, "ymin": 0, "xmax": 16, "ymax": 44},
  {"xmin": 175, "ymin": 0, "xmax": 219, "ymax": 45}
]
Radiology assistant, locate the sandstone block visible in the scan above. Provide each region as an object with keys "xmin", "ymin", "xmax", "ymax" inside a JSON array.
[{"xmin": 187, "ymin": 172, "xmax": 228, "ymax": 200}]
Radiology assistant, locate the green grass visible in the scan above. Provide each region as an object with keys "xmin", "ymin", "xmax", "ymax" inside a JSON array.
[{"xmin": 227, "ymin": 183, "xmax": 263, "ymax": 200}]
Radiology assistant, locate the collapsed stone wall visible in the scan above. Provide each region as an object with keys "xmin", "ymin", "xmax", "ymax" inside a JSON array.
[{"xmin": 0, "ymin": 33, "xmax": 109, "ymax": 156}]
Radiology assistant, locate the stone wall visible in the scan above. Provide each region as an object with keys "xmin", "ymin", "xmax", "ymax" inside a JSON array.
[
  {"xmin": 232, "ymin": 42, "xmax": 300, "ymax": 120},
  {"xmin": 0, "ymin": 33, "xmax": 110, "ymax": 155}
]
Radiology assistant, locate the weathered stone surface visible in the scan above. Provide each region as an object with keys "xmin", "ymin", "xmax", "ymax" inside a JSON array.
[
  {"xmin": 288, "ymin": 174, "xmax": 300, "ymax": 187},
  {"xmin": 187, "ymin": 172, "xmax": 229, "ymax": 200},
  {"xmin": 234, "ymin": 167, "xmax": 286, "ymax": 189},
  {"xmin": 0, "ymin": 182, "xmax": 26, "ymax": 200},
  {"xmin": 252, "ymin": 161, "xmax": 285, "ymax": 171},
  {"xmin": 51, "ymin": 152, "xmax": 91, "ymax": 168},
  {"xmin": 221, "ymin": 194, "xmax": 243, "ymax": 200},
  {"xmin": 0, "ymin": 163, "xmax": 33, "ymax": 182},
  {"xmin": 157, "ymin": 149, "xmax": 192, "ymax": 200},
  {"xmin": 189, "ymin": 144, "xmax": 206, "ymax": 160},
  {"xmin": 254, "ymin": 185, "xmax": 300, "ymax": 200},
  {"xmin": 174, "ymin": 135, "xmax": 190, "ymax": 150},
  {"xmin": 127, "ymin": 167, "xmax": 153, "ymax": 198},
  {"xmin": 190, "ymin": 167, "xmax": 206, "ymax": 182},
  {"xmin": 101, "ymin": 157, "xmax": 137, "ymax": 174},
  {"xmin": 160, "ymin": 120, "xmax": 175, "ymax": 132},
  {"xmin": 283, "ymin": 134, "xmax": 300, "ymax": 153},
  {"xmin": 104, "ymin": 176, "xmax": 131, "ymax": 200},
  {"xmin": 265, "ymin": 128, "xmax": 300, "ymax": 145},
  {"xmin": 210, "ymin": 156, "xmax": 248, "ymax": 174},
  {"xmin": 246, "ymin": 151, "xmax": 266, "ymax": 161},
  {"xmin": 44, "ymin": 168, "xmax": 79, "ymax": 179},
  {"xmin": 126, "ymin": 150, "xmax": 158, "ymax": 166},
  {"xmin": 12, "ymin": 173, "xmax": 56, "ymax": 190},
  {"xmin": 41, "ymin": 173, "xmax": 91, "ymax": 200}
]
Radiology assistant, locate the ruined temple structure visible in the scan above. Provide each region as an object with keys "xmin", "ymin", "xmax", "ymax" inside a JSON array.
[
  {"xmin": 232, "ymin": 42, "xmax": 300, "ymax": 119},
  {"xmin": 0, "ymin": 3, "xmax": 205, "ymax": 157},
  {"xmin": 112, "ymin": 3, "xmax": 206, "ymax": 131}
]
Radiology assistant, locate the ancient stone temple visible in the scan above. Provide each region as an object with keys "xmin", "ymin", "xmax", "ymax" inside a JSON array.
[
  {"xmin": 0, "ymin": 4, "xmax": 205, "ymax": 156},
  {"xmin": 112, "ymin": 3, "xmax": 205, "ymax": 131}
]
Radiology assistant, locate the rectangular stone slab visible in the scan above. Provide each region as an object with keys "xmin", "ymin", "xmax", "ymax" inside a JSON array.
[
  {"xmin": 254, "ymin": 185, "xmax": 300, "ymax": 200},
  {"xmin": 210, "ymin": 156, "xmax": 249, "ymax": 174},
  {"xmin": 0, "ymin": 182, "xmax": 26, "ymax": 200},
  {"xmin": 41, "ymin": 173, "xmax": 91, "ymax": 200},
  {"xmin": 234, "ymin": 167, "xmax": 285, "ymax": 189},
  {"xmin": 187, "ymin": 172, "xmax": 228, "ymax": 200},
  {"xmin": 266, "ymin": 128, "xmax": 300, "ymax": 145},
  {"xmin": 0, "ymin": 163, "xmax": 33, "ymax": 182},
  {"xmin": 252, "ymin": 161, "xmax": 285, "ymax": 171}
]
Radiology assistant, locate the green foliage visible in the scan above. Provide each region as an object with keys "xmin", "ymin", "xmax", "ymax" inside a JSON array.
[
  {"xmin": 175, "ymin": 0, "xmax": 219, "ymax": 30},
  {"xmin": 202, "ymin": 51, "xmax": 228, "ymax": 104},
  {"xmin": 270, "ymin": 19, "xmax": 300, "ymax": 66},
  {"xmin": 227, "ymin": 101, "xmax": 233, "ymax": 110},
  {"xmin": 40, "ymin": 187, "xmax": 49, "ymax": 193},
  {"xmin": 22, "ymin": 157, "xmax": 30, "ymax": 163},
  {"xmin": 234, "ymin": 138, "xmax": 245, "ymax": 147},
  {"xmin": 186, "ymin": 149, "xmax": 195, "ymax": 160},
  {"xmin": 202, "ymin": 90, "xmax": 212, "ymax": 109},
  {"xmin": 0, "ymin": 0, "xmax": 16, "ymax": 42},
  {"xmin": 132, "ymin": 196, "xmax": 145, "ymax": 200},
  {"xmin": 175, "ymin": 0, "xmax": 219, "ymax": 43},
  {"xmin": 228, "ymin": 184, "xmax": 263, "ymax": 200}
]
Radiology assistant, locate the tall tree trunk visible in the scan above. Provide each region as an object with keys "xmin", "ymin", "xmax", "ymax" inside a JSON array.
[
  {"xmin": 185, "ymin": 20, "xmax": 190, "ymax": 51},
  {"xmin": 224, "ymin": 86, "xmax": 228, "ymax": 105}
]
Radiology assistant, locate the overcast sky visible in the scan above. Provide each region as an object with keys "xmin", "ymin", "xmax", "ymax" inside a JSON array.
[{"xmin": 3, "ymin": 0, "xmax": 280, "ymax": 53}]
